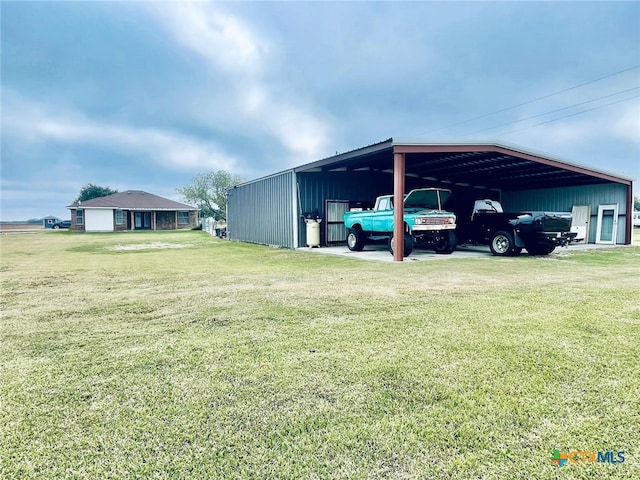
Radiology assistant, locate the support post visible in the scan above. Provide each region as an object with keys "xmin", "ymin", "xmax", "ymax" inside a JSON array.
[
  {"xmin": 625, "ymin": 183, "xmax": 633, "ymax": 245},
  {"xmin": 393, "ymin": 152, "xmax": 405, "ymax": 262}
]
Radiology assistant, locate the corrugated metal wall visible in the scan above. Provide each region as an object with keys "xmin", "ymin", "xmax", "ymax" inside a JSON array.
[
  {"xmin": 229, "ymin": 168, "xmax": 630, "ymax": 249},
  {"xmin": 296, "ymin": 171, "xmax": 396, "ymax": 247},
  {"xmin": 227, "ymin": 170, "xmax": 296, "ymax": 248},
  {"xmin": 325, "ymin": 200, "xmax": 350, "ymax": 244},
  {"xmin": 503, "ymin": 183, "xmax": 629, "ymax": 244}
]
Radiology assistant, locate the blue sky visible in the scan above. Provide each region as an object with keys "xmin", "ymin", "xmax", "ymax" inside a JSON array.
[{"xmin": 1, "ymin": 1, "xmax": 639, "ymax": 221}]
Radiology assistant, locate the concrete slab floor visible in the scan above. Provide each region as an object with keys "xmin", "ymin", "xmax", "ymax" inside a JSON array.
[{"xmin": 300, "ymin": 242, "xmax": 627, "ymax": 263}]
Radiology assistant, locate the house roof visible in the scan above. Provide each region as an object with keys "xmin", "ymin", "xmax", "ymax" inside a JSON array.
[
  {"xmin": 293, "ymin": 138, "xmax": 633, "ymax": 190},
  {"xmin": 67, "ymin": 190, "xmax": 197, "ymax": 211}
]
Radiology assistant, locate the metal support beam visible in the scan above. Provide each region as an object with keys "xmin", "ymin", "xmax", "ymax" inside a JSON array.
[{"xmin": 393, "ymin": 152, "xmax": 405, "ymax": 262}]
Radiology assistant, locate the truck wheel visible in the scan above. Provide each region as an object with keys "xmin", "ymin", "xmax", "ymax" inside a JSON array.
[
  {"xmin": 387, "ymin": 233, "xmax": 414, "ymax": 257},
  {"xmin": 346, "ymin": 228, "xmax": 366, "ymax": 251},
  {"xmin": 435, "ymin": 231, "xmax": 457, "ymax": 254},
  {"xmin": 489, "ymin": 231, "xmax": 516, "ymax": 256},
  {"xmin": 526, "ymin": 243, "xmax": 555, "ymax": 255}
]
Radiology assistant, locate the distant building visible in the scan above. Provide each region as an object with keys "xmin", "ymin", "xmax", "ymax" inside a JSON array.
[
  {"xmin": 67, "ymin": 190, "xmax": 198, "ymax": 232},
  {"xmin": 42, "ymin": 216, "xmax": 60, "ymax": 229}
]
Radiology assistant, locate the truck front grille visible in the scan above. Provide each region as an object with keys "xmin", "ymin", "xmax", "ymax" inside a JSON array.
[{"xmin": 416, "ymin": 218, "xmax": 448, "ymax": 225}]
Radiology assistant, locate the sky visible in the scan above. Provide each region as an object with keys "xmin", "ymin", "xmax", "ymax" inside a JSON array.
[{"xmin": 1, "ymin": 0, "xmax": 639, "ymax": 221}]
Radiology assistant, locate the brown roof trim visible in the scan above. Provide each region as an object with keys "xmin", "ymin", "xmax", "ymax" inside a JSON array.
[
  {"xmin": 294, "ymin": 138, "xmax": 393, "ymax": 173},
  {"xmin": 392, "ymin": 143, "xmax": 632, "ymax": 186},
  {"xmin": 76, "ymin": 207, "xmax": 197, "ymax": 211}
]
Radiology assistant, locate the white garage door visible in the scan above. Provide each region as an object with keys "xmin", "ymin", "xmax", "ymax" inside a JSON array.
[{"xmin": 85, "ymin": 209, "xmax": 114, "ymax": 232}]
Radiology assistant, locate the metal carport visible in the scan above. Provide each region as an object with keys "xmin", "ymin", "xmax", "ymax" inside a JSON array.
[{"xmin": 227, "ymin": 138, "xmax": 634, "ymax": 261}]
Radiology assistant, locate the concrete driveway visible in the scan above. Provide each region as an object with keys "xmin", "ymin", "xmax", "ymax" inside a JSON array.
[
  {"xmin": 301, "ymin": 242, "xmax": 618, "ymax": 262},
  {"xmin": 303, "ymin": 243, "xmax": 494, "ymax": 262}
]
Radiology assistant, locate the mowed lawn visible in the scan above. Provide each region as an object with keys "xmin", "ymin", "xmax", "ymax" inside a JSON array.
[{"xmin": 1, "ymin": 231, "xmax": 639, "ymax": 479}]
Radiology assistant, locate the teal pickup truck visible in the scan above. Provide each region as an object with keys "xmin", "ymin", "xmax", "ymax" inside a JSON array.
[{"xmin": 343, "ymin": 188, "xmax": 457, "ymax": 257}]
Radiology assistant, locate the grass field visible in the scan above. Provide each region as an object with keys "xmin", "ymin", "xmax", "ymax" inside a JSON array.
[{"xmin": 1, "ymin": 230, "xmax": 639, "ymax": 479}]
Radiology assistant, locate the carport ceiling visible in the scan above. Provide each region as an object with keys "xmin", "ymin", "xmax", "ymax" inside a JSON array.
[{"xmin": 295, "ymin": 138, "xmax": 632, "ymax": 191}]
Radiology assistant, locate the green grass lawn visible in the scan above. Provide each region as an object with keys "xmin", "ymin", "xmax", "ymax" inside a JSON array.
[{"xmin": 1, "ymin": 230, "xmax": 639, "ymax": 479}]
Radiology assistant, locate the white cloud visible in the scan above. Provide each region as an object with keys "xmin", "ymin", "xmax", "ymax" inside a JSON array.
[
  {"xmin": 145, "ymin": 1, "xmax": 332, "ymax": 163},
  {"xmin": 3, "ymin": 93, "xmax": 237, "ymax": 172},
  {"xmin": 150, "ymin": 2, "xmax": 267, "ymax": 76},
  {"xmin": 266, "ymin": 104, "xmax": 329, "ymax": 160},
  {"xmin": 502, "ymin": 99, "xmax": 640, "ymax": 149},
  {"xmin": 611, "ymin": 102, "xmax": 640, "ymax": 142},
  {"xmin": 0, "ymin": 186, "xmax": 64, "ymax": 202}
]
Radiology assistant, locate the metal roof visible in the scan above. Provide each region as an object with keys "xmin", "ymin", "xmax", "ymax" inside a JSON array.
[
  {"xmin": 294, "ymin": 138, "xmax": 633, "ymax": 191},
  {"xmin": 67, "ymin": 190, "xmax": 197, "ymax": 211}
]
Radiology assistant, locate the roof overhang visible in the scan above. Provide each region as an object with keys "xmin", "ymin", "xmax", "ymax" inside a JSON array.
[
  {"xmin": 295, "ymin": 138, "xmax": 633, "ymax": 191},
  {"xmin": 68, "ymin": 206, "xmax": 199, "ymax": 211}
]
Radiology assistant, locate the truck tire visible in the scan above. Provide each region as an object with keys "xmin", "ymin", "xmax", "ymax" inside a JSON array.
[
  {"xmin": 489, "ymin": 231, "xmax": 516, "ymax": 256},
  {"xmin": 435, "ymin": 231, "xmax": 457, "ymax": 254},
  {"xmin": 346, "ymin": 228, "xmax": 366, "ymax": 251},
  {"xmin": 526, "ymin": 243, "xmax": 555, "ymax": 256},
  {"xmin": 387, "ymin": 233, "xmax": 414, "ymax": 257}
]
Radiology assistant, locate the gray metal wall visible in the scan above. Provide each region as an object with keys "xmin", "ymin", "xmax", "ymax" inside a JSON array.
[
  {"xmin": 228, "ymin": 168, "xmax": 630, "ymax": 249},
  {"xmin": 296, "ymin": 171, "xmax": 398, "ymax": 247},
  {"xmin": 502, "ymin": 183, "xmax": 629, "ymax": 244},
  {"xmin": 227, "ymin": 170, "xmax": 296, "ymax": 248}
]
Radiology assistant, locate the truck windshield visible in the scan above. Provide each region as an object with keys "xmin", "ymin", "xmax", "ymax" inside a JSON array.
[{"xmin": 404, "ymin": 189, "xmax": 450, "ymax": 210}]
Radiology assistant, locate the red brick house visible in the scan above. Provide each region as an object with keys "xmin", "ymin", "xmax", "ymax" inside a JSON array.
[{"xmin": 67, "ymin": 190, "xmax": 199, "ymax": 232}]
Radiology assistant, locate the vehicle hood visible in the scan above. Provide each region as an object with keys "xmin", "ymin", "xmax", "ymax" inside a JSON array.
[{"xmin": 406, "ymin": 208, "xmax": 455, "ymax": 216}]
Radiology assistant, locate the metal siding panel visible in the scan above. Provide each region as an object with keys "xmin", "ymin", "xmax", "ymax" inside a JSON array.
[
  {"xmin": 327, "ymin": 223, "xmax": 348, "ymax": 243},
  {"xmin": 502, "ymin": 183, "xmax": 628, "ymax": 244},
  {"xmin": 327, "ymin": 201, "xmax": 349, "ymax": 222},
  {"xmin": 296, "ymin": 171, "xmax": 394, "ymax": 246},
  {"xmin": 503, "ymin": 184, "xmax": 627, "ymax": 213},
  {"xmin": 227, "ymin": 170, "xmax": 294, "ymax": 248},
  {"xmin": 325, "ymin": 200, "xmax": 350, "ymax": 244}
]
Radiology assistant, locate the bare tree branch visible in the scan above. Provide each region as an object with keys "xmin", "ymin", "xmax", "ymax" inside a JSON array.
[{"xmin": 177, "ymin": 170, "xmax": 242, "ymax": 220}]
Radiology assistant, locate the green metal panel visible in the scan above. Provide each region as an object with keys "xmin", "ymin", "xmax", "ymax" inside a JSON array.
[
  {"xmin": 502, "ymin": 183, "xmax": 629, "ymax": 244},
  {"xmin": 227, "ymin": 170, "xmax": 296, "ymax": 248}
]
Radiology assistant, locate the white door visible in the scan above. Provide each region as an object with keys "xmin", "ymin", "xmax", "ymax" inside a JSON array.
[
  {"xmin": 570, "ymin": 205, "xmax": 590, "ymax": 244},
  {"xmin": 595, "ymin": 204, "xmax": 618, "ymax": 244}
]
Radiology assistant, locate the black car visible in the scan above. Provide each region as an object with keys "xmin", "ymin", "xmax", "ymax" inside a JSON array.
[{"xmin": 52, "ymin": 220, "xmax": 71, "ymax": 229}]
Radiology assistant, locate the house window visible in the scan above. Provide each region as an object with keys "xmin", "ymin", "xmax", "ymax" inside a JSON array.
[
  {"xmin": 115, "ymin": 210, "xmax": 124, "ymax": 225},
  {"xmin": 178, "ymin": 211, "xmax": 190, "ymax": 225},
  {"xmin": 76, "ymin": 210, "xmax": 84, "ymax": 225}
]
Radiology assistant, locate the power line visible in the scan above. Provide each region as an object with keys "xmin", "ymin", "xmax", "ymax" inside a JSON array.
[
  {"xmin": 418, "ymin": 64, "xmax": 640, "ymax": 136},
  {"xmin": 466, "ymin": 86, "xmax": 640, "ymax": 135},
  {"xmin": 497, "ymin": 94, "xmax": 640, "ymax": 136}
]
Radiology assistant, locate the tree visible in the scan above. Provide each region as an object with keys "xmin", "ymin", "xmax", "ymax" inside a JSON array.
[
  {"xmin": 74, "ymin": 184, "xmax": 118, "ymax": 203},
  {"xmin": 177, "ymin": 170, "xmax": 242, "ymax": 220},
  {"xmin": 635, "ymin": 196, "xmax": 640, "ymax": 211}
]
